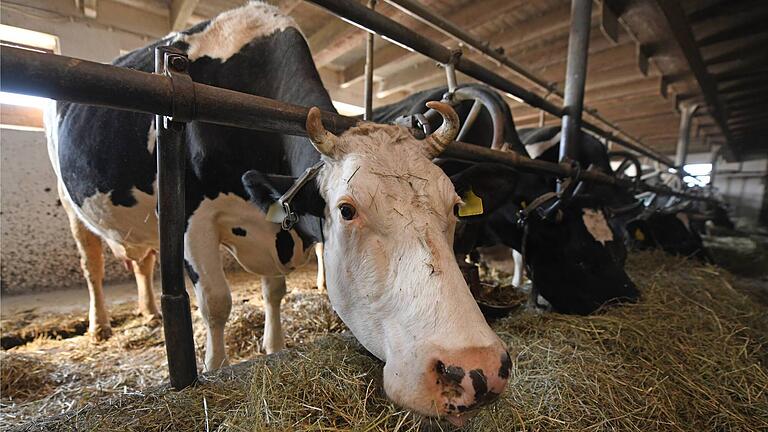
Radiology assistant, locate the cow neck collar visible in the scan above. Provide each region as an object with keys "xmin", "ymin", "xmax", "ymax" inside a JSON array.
[{"xmin": 277, "ymin": 160, "xmax": 325, "ymax": 231}]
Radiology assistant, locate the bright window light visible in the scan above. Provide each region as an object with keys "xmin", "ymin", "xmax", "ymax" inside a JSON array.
[
  {"xmin": 0, "ymin": 24, "xmax": 59, "ymax": 52},
  {"xmin": 682, "ymin": 163, "xmax": 712, "ymax": 187},
  {"xmin": 505, "ymin": 93, "xmax": 524, "ymax": 103},
  {"xmin": 0, "ymin": 92, "xmax": 49, "ymax": 108},
  {"xmin": 332, "ymin": 100, "xmax": 365, "ymax": 117},
  {"xmin": 683, "ymin": 163, "xmax": 712, "ymax": 176},
  {"xmin": 0, "ymin": 25, "xmax": 59, "ymax": 130},
  {"xmin": 610, "ymin": 161, "xmax": 637, "ymax": 177}
]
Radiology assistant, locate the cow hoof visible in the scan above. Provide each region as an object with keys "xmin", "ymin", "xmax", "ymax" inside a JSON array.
[
  {"xmin": 140, "ymin": 312, "xmax": 163, "ymax": 326},
  {"xmin": 90, "ymin": 325, "xmax": 113, "ymax": 341}
]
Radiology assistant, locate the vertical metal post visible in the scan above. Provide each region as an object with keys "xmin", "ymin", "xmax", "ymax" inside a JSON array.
[
  {"xmin": 155, "ymin": 46, "xmax": 198, "ymax": 390},
  {"xmin": 363, "ymin": 0, "xmax": 377, "ymax": 121},
  {"xmin": 559, "ymin": 0, "xmax": 593, "ymax": 190},
  {"xmin": 675, "ymin": 104, "xmax": 701, "ymax": 169},
  {"xmin": 709, "ymin": 145, "xmax": 722, "ymax": 188}
]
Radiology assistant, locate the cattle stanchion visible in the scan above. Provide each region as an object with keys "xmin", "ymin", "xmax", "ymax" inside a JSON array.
[
  {"xmin": 675, "ymin": 104, "xmax": 702, "ymax": 170},
  {"xmin": 558, "ymin": 0, "xmax": 593, "ymax": 192},
  {"xmin": 363, "ymin": 0, "xmax": 377, "ymax": 120},
  {"xmin": 305, "ymin": 0, "xmax": 676, "ymax": 168},
  {"xmin": 0, "ymin": 46, "xmax": 720, "ymax": 205},
  {"xmin": 154, "ymin": 46, "xmax": 198, "ymax": 390}
]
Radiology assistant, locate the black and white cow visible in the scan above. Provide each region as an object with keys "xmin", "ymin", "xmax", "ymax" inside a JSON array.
[
  {"xmin": 47, "ymin": 3, "xmax": 510, "ymax": 423},
  {"xmin": 371, "ymin": 84, "xmax": 639, "ymax": 315},
  {"xmin": 625, "ymin": 188, "xmax": 713, "ymax": 261}
]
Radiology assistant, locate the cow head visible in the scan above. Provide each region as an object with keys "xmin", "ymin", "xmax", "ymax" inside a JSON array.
[
  {"xmin": 447, "ymin": 163, "xmax": 639, "ymax": 315},
  {"xmin": 243, "ymin": 103, "xmax": 509, "ymax": 425}
]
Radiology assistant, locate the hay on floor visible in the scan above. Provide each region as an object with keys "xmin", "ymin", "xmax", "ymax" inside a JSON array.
[{"xmin": 5, "ymin": 252, "xmax": 768, "ymax": 431}]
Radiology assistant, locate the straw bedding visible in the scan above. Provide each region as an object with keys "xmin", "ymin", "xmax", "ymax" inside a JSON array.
[{"xmin": 3, "ymin": 252, "xmax": 768, "ymax": 431}]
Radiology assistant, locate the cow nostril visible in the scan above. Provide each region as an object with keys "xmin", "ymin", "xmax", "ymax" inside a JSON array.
[
  {"xmin": 435, "ymin": 360, "xmax": 446, "ymax": 376},
  {"xmin": 499, "ymin": 351, "xmax": 512, "ymax": 380}
]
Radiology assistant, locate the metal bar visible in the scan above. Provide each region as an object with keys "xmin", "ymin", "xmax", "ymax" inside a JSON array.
[
  {"xmin": 674, "ymin": 104, "xmax": 700, "ymax": 168},
  {"xmin": 0, "ymin": 46, "xmax": 714, "ymax": 203},
  {"xmin": 0, "ymin": 46, "xmax": 358, "ymax": 135},
  {"xmin": 559, "ymin": 0, "xmax": 593, "ymax": 167},
  {"xmin": 380, "ymin": 0, "xmax": 672, "ymax": 166},
  {"xmin": 363, "ymin": 0, "xmax": 376, "ymax": 120},
  {"xmin": 384, "ymin": 0, "xmax": 558, "ymax": 94},
  {"xmin": 307, "ymin": 0, "xmax": 675, "ymax": 167},
  {"xmin": 154, "ymin": 46, "xmax": 198, "ymax": 390}
]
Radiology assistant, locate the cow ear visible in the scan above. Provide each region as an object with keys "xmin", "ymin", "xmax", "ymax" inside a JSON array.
[
  {"xmin": 449, "ymin": 163, "xmax": 522, "ymax": 220},
  {"xmin": 241, "ymin": 170, "xmax": 325, "ymax": 217}
]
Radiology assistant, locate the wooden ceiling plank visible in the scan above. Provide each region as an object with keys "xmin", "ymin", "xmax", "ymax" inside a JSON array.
[
  {"xmin": 170, "ymin": 0, "xmax": 199, "ymax": 31},
  {"xmin": 339, "ymin": 0, "xmax": 528, "ymax": 86},
  {"xmin": 697, "ymin": 14, "xmax": 768, "ymax": 47},
  {"xmin": 606, "ymin": 0, "xmax": 733, "ymax": 152}
]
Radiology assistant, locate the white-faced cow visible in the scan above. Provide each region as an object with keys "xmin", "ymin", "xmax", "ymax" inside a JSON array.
[
  {"xmin": 371, "ymin": 84, "xmax": 639, "ymax": 315},
  {"xmin": 47, "ymin": 2, "xmax": 510, "ymax": 423}
]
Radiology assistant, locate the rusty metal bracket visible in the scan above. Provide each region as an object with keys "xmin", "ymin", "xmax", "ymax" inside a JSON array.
[
  {"xmin": 154, "ymin": 45, "xmax": 198, "ymax": 390},
  {"xmin": 160, "ymin": 48, "xmax": 196, "ymax": 124}
]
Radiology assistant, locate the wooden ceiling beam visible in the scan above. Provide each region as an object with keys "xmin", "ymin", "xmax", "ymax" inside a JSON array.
[
  {"xmin": 339, "ymin": 0, "xmax": 528, "ymax": 86},
  {"xmin": 170, "ymin": 0, "xmax": 199, "ymax": 31},
  {"xmin": 696, "ymin": 14, "xmax": 768, "ymax": 47},
  {"xmin": 688, "ymin": 0, "xmax": 760, "ymax": 24},
  {"xmin": 605, "ymin": 0, "xmax": 733, "ymax": 150}
]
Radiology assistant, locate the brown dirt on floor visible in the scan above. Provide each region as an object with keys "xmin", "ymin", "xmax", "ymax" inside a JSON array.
[
  {"xmin": 0, "ymin": 265, "xmax": 345, "ymax": 428},
  {"xmin": 3, "ymin": 253, "xmax": 768, "ymax": 431}
]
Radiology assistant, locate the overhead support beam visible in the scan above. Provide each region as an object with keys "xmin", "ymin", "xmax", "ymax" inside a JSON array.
[
  {"xmin": 559, "ymin": 0, "xmax": 593, "ymax": 166},
  {"xmin": 600, "ymin": 0, "xmax": 620, "ymax": 44},
  {"xmin": 308, "ymin": 0, "xmax": 675, "ymax": 166},
  {"xmin": 675, "ymin": 104, "xmax": 701, "ymax": 167},
  {"xmin": 689, "ymin": 0, "xmax": 763, "ymax": 24},
  {"xmin": 697, "ymin": 15, "xmax": 768, "ymax": 47},
  {"xmin": 606, "ymin": 0, "xmax": 733, "ymax": 153},
  {"xmin": 704, "ymin": 39, "xmax": 768, "ymax": 67},
  {"xmin": 83, "ymin": 0, "xmax": 98, "ymax": 18},
  {"xmin": 170, "ymin": 0, "xmax": 199, "ymax": 32},
  {"xmin": 636, "ymin": 44, "xmax": 650, "ymax": 76}
]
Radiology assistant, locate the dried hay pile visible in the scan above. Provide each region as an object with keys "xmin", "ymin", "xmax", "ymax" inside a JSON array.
[
  {"xmin": 1, "ymin": 267, "xmax": 344, "ymax": 429},
  {"xmin": 6, "ymin": 252, "xmax": 768, "ymax": 431}
]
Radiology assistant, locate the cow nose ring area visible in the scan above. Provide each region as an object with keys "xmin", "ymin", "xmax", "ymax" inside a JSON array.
[{"xmin": 432, "ymin": 351, "xmax": 511, "ymax": 419}]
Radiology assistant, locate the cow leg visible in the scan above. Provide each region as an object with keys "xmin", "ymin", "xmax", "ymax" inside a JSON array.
[
  {"xmin": 131, "ymin": 250, "xmax": 161, "ymax": 321},
  {"xmin": 185, "ymin": 231, "xmax": 232, "ymax": 371},
  {"xmin": 262, "ymin": 275, "xmax": 287, "ymax": 353},
  {"xmin": 315, "ymin": 242, "xmax": 326, "ymax": 292},
  {"xmin": 512, "ymin": 249, "xmax": 524, "ymax": 288},
  {"xmin": 60, "ymin": 187, "xmax": 111, "ymax": 341}
]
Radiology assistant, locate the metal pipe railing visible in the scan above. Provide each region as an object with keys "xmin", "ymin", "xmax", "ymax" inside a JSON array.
[
  {"xmin": 382, "ymin": 0, "xmax": 667, "ymax": 168},
  {"xmin": 0, "ymin": 46, "xmax": 715, "ymax": 203},
  {"xmin": 560, "ymin": 0, "xmax": 592, "ymax": 165},
  {"xmin": 154, "ymin": 46, "xmax": 198, "ymax": 390},
  {"xmin": 363, "ymin": 0, "xmax": 377, "ymax": 120},
  {"xmin": 307, "ymin": 0, "xmax": 676, "ymax": 167}
]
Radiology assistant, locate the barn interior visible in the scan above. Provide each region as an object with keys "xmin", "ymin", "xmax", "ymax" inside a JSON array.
[{"xmin": 1, "ymin": 0, "xmax": 767, "ymax": 431}]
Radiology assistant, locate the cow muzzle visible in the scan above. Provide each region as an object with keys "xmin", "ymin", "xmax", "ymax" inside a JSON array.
[{"xmin": 384, "ymin": 344, "xmax": 511, "ymax": 425}]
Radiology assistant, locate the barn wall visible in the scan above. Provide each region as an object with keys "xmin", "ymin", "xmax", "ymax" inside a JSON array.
[
  {"xmin": 0, "ymin": 9, "xmax": 262, "ymax": 294},
  {"xmin": 0, "ymin": 129, "xmax": 134, "ymax": 294},
  {"xmin": 687, "ymin": 152, "xmax": 768, "ymax": 227},
  {"xmin": 0, "ymin": 11, "xmax": 154, "ymax": 294}
]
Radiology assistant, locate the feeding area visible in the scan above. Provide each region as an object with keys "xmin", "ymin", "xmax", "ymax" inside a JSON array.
[
  {"xmin": 1, "ymin": 0, "xmax": 767, "ymax": 431},
  {"xmin": 3, "ymin": 252, "xmax": 767, "ymax": 431}
]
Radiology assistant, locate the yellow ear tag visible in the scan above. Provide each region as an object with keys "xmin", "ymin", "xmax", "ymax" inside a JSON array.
[
  {"xmin": 634, "ymin": 228, "xmax": 646, "ymax": 241},
  {"xmin": 459, "ymin": 189, "xmax": 484, "ymax": 217},
  {"xmin": 521, "ymin": 200, "xmax": 527, "ymax": 209},
  {"xmin": 266, "ymin": 202, "xmax": 287, "ymax": 224}
]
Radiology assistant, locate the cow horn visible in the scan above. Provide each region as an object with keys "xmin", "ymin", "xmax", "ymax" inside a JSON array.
[
  {"xmin": 424, "ymin": 101, "xmax": 459, "ymax": 157},
  {"xmin": 306, "ymin": 106, "xmax": 340, "ymax": 157}
]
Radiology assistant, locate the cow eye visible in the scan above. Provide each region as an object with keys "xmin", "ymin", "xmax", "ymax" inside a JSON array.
[
  {"xmin": 453, "ymin": 203, "xmax": 461, "ymax": 216},
  {"xmin": 339, "ymin": 203, "xmax": 357, "ymax": 220}
]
